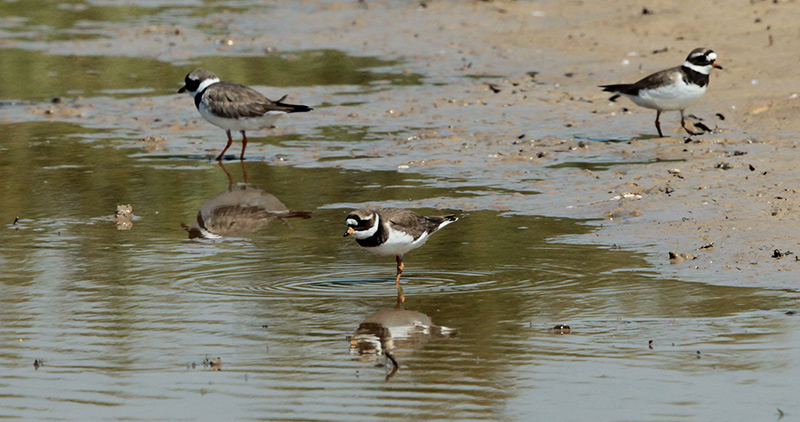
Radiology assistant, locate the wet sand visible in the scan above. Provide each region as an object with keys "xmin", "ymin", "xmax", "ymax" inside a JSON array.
[{"xmin": 8, "ymin": 0, "xmax": 800, "ymax": 289}]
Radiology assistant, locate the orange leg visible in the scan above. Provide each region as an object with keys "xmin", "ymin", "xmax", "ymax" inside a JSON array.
[
  {"xmin": 394, "ymin": 256, "xmax": 405, "ymax": 307},
  {"xmin": 239, "ymin": 131, "xmax": 248, "ymax": 161},
  {"xmin": 218, "ymin": 161, "xmax": 234, "ymax": 187},
  {"xmin": 216, "ymin": 130, "xmax": 234, "ymax": 161},
  {"xmin": 240, "ymin": 160, "xmax": 249, "ymax": 184}
]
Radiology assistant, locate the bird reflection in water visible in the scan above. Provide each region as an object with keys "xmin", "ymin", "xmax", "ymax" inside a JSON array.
[
  {"xmin": 182, "ymin": 161, "xmax": 311, "ymax": 239},
  {"xmin": 349, "ymin": 292, "xmax": 456, "ymax": 381}
]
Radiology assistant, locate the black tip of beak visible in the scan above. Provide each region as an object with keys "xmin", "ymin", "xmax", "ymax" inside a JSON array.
[
  {"xmin": 713, "ymin": 63, "xmax": 723, "ymax": 70},
  {"xmin": 343, "ymin": 231, "xmax": 350, "ymax": 237},
  {"xmin": 178, "ymin": 86, "xmax": 186, "ymax": 93}
]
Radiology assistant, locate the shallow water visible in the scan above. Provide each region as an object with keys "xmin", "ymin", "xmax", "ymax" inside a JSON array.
[
  {"xmin": 0, "ymin": 48, "xmax": 420, "ymax": 102},
  {"xmin": 1, "ymin": 122, "xmax": 799, "ymax": 421},
  {"xmin": 2, "ymin": 2, "xmax": 800, "ymax": 422}
]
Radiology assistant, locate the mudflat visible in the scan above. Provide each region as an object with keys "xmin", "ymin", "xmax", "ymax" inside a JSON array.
[
  {"xmin": 275, "ymin": 0, "xmax": 800, "ymax": 289},
  {"xmin": 8, "ymin": 0, "xmax": 800, "ymax": 289}
]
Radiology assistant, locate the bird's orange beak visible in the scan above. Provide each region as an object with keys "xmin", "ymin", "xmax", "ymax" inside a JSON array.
[
  {"xmin": 712, "ymin": 61, "xmax": 723, "ymax": 70},
  {"xmin": 343, "ymin": 227, "xmax": 354, "ymax": 237}
]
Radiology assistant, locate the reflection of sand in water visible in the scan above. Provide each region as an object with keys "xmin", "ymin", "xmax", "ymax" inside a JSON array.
[
  {"xmin": 350, "ymin": 301, "xmax": 456, "ymax": 380},
  {"xmin": 183, "ymin": 162, "xmax": 311, "ymax": 239}
]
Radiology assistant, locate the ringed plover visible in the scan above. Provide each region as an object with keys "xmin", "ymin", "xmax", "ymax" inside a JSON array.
[
  {"xmin": 179, "ymin": 68, "xmax": 312, "ymax": 160},
  {"xmin": 600, "ymin": 48, "xmax": 722, "ymax": 137},
  {"xmin": 344, "ymin": 208, "xmax": 458, "ymax": 305}
]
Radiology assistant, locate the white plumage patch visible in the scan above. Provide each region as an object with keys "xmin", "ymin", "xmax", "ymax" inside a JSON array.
[
  {"xmin": 369, "ymin": 230, "xmax": 430, "ymax": 257},
  {"xmin": 682, "ymin": 61, "xmax": 712, "ymax": 76},
  {"xmin": 193, "ymin": 77, "xmax": 220, "ymax": 96},
  {"xmin": 435, "ymin": 218, "xmax": 457, "ymax": 231},
  {"xmin": 626, "ymin": 74, "xmax": 707, "ymax": 111},
  {"xmin": 351, "ymin": 214, "xmax": 379, "ymax": 240},
  {"xmin": 188, "ymin": 222, "xmax": 221, "ymax": 239},
  {"xmin": 198, "ymin": 99, "xmax": 285, "ymax": 131}
]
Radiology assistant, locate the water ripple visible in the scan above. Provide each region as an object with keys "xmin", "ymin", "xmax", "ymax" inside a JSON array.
[{"xmin": 180, "ymin": 266, "xmax": 532, "ymax": 299}]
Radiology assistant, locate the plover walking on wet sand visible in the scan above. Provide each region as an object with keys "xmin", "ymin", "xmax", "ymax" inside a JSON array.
[
  {"xmin": 344, "ymin": 207, "xmax": 458, "ymax": 306},
  {"xmin": 600, "ymin": 48, "xmax": 722, "ymax": 137},
  {"xmin": 178, "ymin": 68, "xmax": 312, "ymax": 161}
]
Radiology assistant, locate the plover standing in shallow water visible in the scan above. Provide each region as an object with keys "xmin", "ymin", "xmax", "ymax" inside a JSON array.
[
  {"xmin": 344, "ymin": 208, "xmax": 458, "ymax": 305},
  {"xmin": 178, "ymin": 68, "xmax": 312, "ymax": 160},
  {"xmin": 600, "ymin": 48, "xmax": 722, "ymax": 137}
]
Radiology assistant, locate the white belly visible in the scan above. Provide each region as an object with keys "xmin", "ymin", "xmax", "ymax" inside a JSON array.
[
  {"xmin": 198, "ymin": 102, "xmax": 285, "ymax": 131},
  {"xmin": 368, "ymin": 231, "xmax": 431, "ymax": 257},
  {"xmin": 627, "ymin": 81, "xmax": 706, "ymax": 111}
]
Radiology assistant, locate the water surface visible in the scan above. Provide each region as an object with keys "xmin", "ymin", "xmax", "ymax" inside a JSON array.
[
  {"xmin": 1, "ymin": 2, "xmax": 799, "ymax": 421},
  {"xmin": 1, "ymin": 122, "xmax": 798, "ymax": 421}
]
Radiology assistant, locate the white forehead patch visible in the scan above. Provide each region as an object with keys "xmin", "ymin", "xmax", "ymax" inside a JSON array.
[
  {"xmin": 707, "ymin": 52, "xmax": 717, "ymax": 61},
  {"xmin": 346, "ymin": 218, "xmax": 358, "ymax": 226}
]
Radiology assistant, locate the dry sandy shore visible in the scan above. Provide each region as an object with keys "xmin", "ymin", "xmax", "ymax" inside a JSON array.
[{"xmin": 11, "ymin": 0, "xmax": 800, "ymax": 289}]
